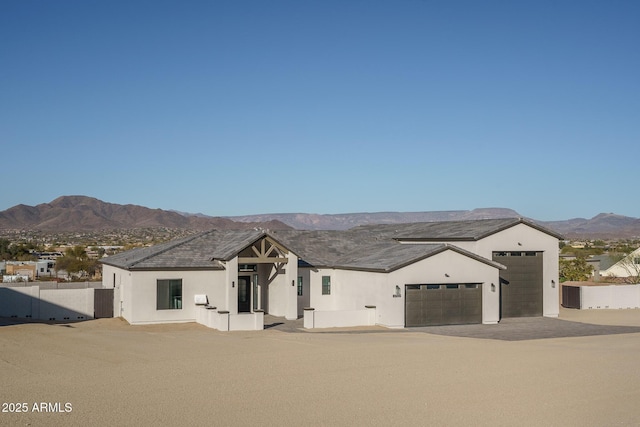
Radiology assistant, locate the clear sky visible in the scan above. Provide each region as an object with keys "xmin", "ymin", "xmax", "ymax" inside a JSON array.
[{"xmin": 1, "ymin": 0, "xmax": 638, "ymax": 221}]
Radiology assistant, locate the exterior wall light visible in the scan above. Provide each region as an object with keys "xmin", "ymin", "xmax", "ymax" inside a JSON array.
[
  {"xmin": 232, "ymin": 281, "xmax": 235, "ymax": 288},
  {"xmin": 551, "ymin": 279, "xmax": 556, "ymax": 288},
  {"xmin": 292, "ymin": 280, "xmax": 295, "ymax": 287},
  {"xmin": 491, "ymin": 283, "xmax": 496, "ymax": 292},
  {"xmin": 393, "ymin": 285, "xmax": 401, "ymax": 298}
]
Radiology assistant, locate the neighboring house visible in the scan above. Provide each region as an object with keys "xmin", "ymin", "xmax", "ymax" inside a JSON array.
[
  {"xmin": 100, "ymin": 218, "xmax": 562, "ymax": 330},
  {"xmin": 598, "ymin": 248, "xmax": 640, "ymax": 282},
  {"xmin": 4, "ymin": 260, "xmax": 55, "ymax": 280}
]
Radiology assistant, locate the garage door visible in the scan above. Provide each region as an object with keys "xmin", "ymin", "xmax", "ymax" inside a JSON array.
[
  {"xmin": 492, "ymin": 251, "xmax": 543, "ymax": 318},
  {"xmin": 405, "ymin": 284, "xmax": 482, "ymax": 327}
]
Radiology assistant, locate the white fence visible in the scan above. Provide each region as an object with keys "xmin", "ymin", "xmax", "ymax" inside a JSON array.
[
  {"xmin": 195, "ymin": 306, "xmax": 264, "ymax": 331},
  {"xmin": 0, "ymin": 285, "xmax": 95, "ymax": 321},
  {"xmin": 303, "ymin": 307, "xmax": 377, "ymax": 329},
  {"xmin": 581, "ymin": 284, "xmax": 640, "ymax": 309}
]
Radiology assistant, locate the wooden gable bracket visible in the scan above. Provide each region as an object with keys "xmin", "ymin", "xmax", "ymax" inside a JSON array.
[{"xmin": 238, "ymin": 236, "xmax": 289, "ymax": 264}]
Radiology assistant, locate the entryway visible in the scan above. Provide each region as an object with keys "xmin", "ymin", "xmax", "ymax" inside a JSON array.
[{"xmin": 238, "ymin": 276, "xmax": 251, "ymax": 313}]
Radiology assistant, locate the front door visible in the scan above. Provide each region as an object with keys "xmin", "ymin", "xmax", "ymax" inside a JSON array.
[{"xmin": 238, "ymin": 276, "xmax": 251, "ymax": 313}]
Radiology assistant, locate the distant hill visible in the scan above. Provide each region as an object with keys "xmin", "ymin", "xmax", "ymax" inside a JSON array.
[
  {"xmin": 0, "ymin": 196, "xmax": 291, "ymax": 231},
  {"xmin": 1, "ymin": 196, "xmax": 638, "ymax": 239},
  {"xmin": 540, "ymin": 213, "xmax": 640, "ymax": 239}
]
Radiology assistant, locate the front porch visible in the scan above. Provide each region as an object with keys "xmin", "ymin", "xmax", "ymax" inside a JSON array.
[{"xmin": 195, "ymin": 306, "xmax": 304, "ymax": 331}]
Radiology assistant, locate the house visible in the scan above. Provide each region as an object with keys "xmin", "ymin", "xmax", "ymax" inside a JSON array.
[
  {"xmin": 4, "ymin": 260, "xmax": 56, "ymax": 280},
  {"xmin": 597, "ymin": 248, "xmax": 640, "ymax": 282},
  {"xmin": 100, "ymin": 218, "xmax": 562, "ymax": 330}
]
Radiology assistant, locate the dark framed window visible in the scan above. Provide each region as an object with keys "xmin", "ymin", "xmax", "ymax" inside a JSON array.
[
  {"xmin": 322, "ymin": 276, "xmax": 331, "ymax": 295},
  {"xmin": 157, "ymin": 279, "xmax": 182, "ymax": 310},
  {"xmin": 297, "ymin": 276, "xmax": 303, "ymax": 296}
]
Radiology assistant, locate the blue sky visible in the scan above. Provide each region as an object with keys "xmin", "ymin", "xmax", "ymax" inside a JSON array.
[{"xmin": 1, "ymin": 0, "xmax": 638, "ymax": 221}]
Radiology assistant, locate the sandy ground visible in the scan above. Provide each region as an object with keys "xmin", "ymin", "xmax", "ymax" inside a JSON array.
[{"xmin": 1, "ymin": 308, "xmax": 640, "ymax": 426}]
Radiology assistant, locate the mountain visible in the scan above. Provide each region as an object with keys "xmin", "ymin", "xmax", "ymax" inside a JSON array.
[
  {"xmin": 1, "ymin": 196, "xmax": 638, "ymax": 238},
  {"xmin": 0, "ymin": 196, "xmax": 291, "ymax": 231},
  {"xmin": 540, "ymin": 213, "xmax": 640, "ymax": 239},
  {"xmin": 228, "ymin": 208, "xmax": 522, "ymax": 230}
]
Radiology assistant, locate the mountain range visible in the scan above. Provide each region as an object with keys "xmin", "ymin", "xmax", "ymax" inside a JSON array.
[
  {"xmin": 0, "ymin": 196, "xmax": 291, "ymax": 232},
  {"xmin": 0, "ymin": 196, "xmax": 638, "ymax": 239}
]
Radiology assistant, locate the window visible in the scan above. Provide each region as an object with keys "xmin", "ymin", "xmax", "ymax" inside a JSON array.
[
  {"xmin": 322, "ymin": 276, "xmax": 331, "ymax": 295},
  {"xmin": 157, "ymin": 279, "xmax": 182, "ymax": 310},
  {"xmin": 426, "ymin": 285, "xmax": 440, "ymax": 290},
  {"xmin": 445, "ymin": 284, "xmax": 459, "ymax": 289},
  {"xmin": 297, "ymin": 276, "xmax": 303, "ymax": 296}
]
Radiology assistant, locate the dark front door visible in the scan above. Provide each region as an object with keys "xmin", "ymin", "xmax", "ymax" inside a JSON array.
[{"xmin": 238, "ymin": 276, "xmax": 251, "ymax": 313}]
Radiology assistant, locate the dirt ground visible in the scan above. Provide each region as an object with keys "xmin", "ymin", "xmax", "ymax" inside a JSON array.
[{"xmin": 1, "ymin": 308, "xmax": 640, "ymax": 426}]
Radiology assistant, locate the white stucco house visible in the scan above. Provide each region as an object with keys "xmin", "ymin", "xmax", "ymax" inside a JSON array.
[
  {"xmin": 100, "ymin": 218, "xmax": 562, "ymax": 330},
  {"xmin": 597, "ymin": 248, "xmax": 640, "ymax": 282}
]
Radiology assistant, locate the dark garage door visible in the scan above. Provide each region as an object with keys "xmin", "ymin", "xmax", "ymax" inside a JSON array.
[
  {"xmin": 405, "ymin": 284, "xmax": 482, "ymax": 327},
  {"xmin": 493, "ymin": 251, "xmax": 543, "ymax": 318}
]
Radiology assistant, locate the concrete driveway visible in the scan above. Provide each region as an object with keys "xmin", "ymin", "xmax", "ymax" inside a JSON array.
[
  {"xmin": 265, "ymin": 309, "xmax": 640, "ymax": 340},
  {"xmin": 407, "ymin": 316, "xmax": 640, "ymax": 341}
]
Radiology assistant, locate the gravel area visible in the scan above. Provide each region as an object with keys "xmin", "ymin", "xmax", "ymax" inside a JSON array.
[{"xmin": 1, "ymin": 308, "xmax": 639, "ymax": 426}]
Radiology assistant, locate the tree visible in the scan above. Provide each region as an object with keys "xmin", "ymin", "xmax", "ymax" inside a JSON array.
[
  {"xmin": 609, "ymin": 250, "xmax": 640, "ymax": 284},
  {"xmin": 0, "ymin": 238, "xmax": 10, "ymax": 260},
  {"xmin": 55, "ymin": 246, "xmax": 92, "ymax": 279},
  {"xmin": 560, "ymin": 257, "xmax": 594, "ymax": 282}
]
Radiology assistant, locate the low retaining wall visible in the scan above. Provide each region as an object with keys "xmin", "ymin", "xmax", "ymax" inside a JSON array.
[
  {"xmin": 303, "ymin": 306, "xmax": 377, "ymax": 329},
  {"xmin": 0, "ymin": 285, "xmax": 95, "ymax": 321},
  {"xmin": 581, "ymin": 284, "xmax": 640, "ymax": 309},
  {"xmin": 195, "ymin": 306, "xmax": 264, "ymax": 331}
]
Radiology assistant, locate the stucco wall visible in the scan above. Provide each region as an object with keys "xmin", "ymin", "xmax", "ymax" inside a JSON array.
[
  {"xmin": 581, "ymin": 284, "xmax": 640, "ymax": 309},
  {"xmin": 297, "ymin": 268, "xmax": 311, "ymax": 316},
  {"xmin": 260, "ymin": 253, "xmax": 298, "ymax": 319},
  {"xmin": 398, "ymin": 223, "xmax": 560, "ymax": 318},
  {"xmin": 476, "ymin": 223, "xmax": 560, "ymax": 317},
  {"xmin": 308, "ymin": 249, "xmax": 501, "ymax": 328},
  {"xmin": 0, "ymin": 285, "xmax": 94, "ymax": 321},
  {"xmin": 103, "ymin": 268, "xmax": 227, "ymax": 325}
]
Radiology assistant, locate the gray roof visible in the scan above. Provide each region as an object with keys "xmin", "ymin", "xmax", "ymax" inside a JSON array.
[
  {"xmin": 352, "ymin": 218, "xmax": 564, "ymax": 241},
  {"xmin": 101, "ymin": 230, "xmax": 264, "ymax": 270},
  {"xmin": 589, "ymin": 254, "xmax": 618, "ymax": 271},
  {"xmin": 101, "ymin": 222, "xmax": 513, "ymax": 272},
  {"xmin": 270, "ymin": 229, "xmax": 503, "ymax": 271}
]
